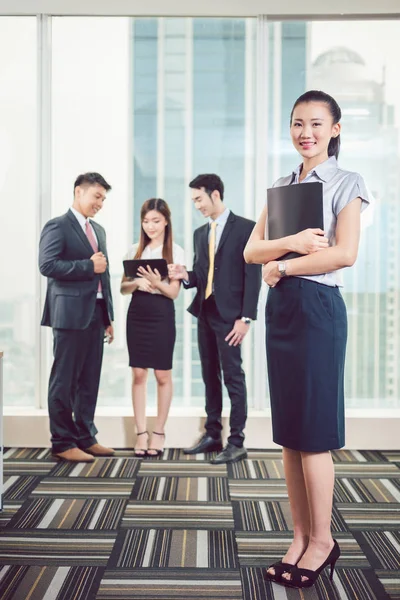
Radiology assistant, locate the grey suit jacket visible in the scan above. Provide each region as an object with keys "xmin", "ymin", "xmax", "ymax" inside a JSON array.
[{"xmin": 39, "ymin": 209, "xmax": 114, "ymax": 330}]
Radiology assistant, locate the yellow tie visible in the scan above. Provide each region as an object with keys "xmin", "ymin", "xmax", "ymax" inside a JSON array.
[{"xmin": 205, "ymin": 221, "xmax": 217, "ymax": 299}]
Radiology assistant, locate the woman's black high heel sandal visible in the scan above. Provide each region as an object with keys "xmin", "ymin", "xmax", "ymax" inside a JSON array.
[
  {"xmin": 147, "ymin": 432, "xmax": 165, "ymax": 457},
  {"xmin": 134, "ymin": 431, "xmax": 149, "ymax": 457},
  {"xmin": 283, "ymin": 540, "xmax": 341, "ymax": 589},
  {"xmin": 265, "ymin": 561, "xmax": 296, "ymax": 584}
]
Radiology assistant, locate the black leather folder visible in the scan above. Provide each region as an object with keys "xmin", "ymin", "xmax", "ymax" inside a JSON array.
[{"xmin": 267, "ymin": 181, "xmax": 323, "ymax": 260}]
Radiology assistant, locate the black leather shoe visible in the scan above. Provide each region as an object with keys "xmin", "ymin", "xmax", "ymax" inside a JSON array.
[
  {"xmin": 210, "ymin": 443, "xmax": 247, "ymax": 464},
  {"xmin": 183, "ymin": 434, "xmax": 223, "ymax": 455}
]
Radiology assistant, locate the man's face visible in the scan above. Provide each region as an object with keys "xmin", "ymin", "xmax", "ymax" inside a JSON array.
[
  {"xmin": 191, "ymin": 187, "xmax": 216, "ymax": 218},
  {"xmin": 75, "ymin": 183, "xmax": 107, "ymax": 218}
]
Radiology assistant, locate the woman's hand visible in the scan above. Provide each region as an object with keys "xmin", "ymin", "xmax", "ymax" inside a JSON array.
[
  {"xmin": 135, "ymin": 277, "xmax": 155, "ymax": 293},
  {"xmin": 262, "ymin": 262, "xmax": 281, "ymax": 288},
  {"xmin": 137, "ymin": 265, "xmax": 162, "ymax": 287},
  {"xmin": 290, "ymin": 228, "xmax": 329, "ymax": 255}
]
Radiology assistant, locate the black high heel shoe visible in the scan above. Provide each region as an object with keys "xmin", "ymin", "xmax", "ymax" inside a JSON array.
[
  {"xmin": 147, "ymin": 431, "xmax": 165, "ymax": 457},
  {"xmin": 265, "ymin": 560, "xmax": 297, "ymax": 584},
  {"xmin": 283, "ymin": 540, "xmax": 341, "ymax": 589},
  {"xmin": 134, "ymin": 431, "xmax": 149, "ymax": 457}
]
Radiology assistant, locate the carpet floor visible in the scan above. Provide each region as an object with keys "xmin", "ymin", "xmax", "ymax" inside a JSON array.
[{"xmin": 1, "ymin": 447, "xmax": 400, "ymax": 599}]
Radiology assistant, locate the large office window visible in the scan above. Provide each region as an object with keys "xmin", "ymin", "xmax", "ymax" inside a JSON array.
[
  {"xmin": 0, "ymin": 18, "xmax": 37, "ymax": 406},
  {"xmin": 1, "ymin": 15, "xmax": 400, "ymax": 413}
]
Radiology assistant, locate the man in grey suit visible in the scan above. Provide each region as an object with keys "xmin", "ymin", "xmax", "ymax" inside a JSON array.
[{"xmin": 39, "ymin": 172, "xmax": 114, "ymax": 462}]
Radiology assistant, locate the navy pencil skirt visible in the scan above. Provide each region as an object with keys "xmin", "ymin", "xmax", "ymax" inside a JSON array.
[{"xmin": 265, "ymin": 277, "xmax": 348, "ymax": 452}]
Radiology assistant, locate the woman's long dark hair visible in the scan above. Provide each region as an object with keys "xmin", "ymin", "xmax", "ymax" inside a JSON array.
[
  {"xmin": 134, "ymin": 198, "xmax": 173, "ymax": 265},
  {"xmin": 290, "ymin": 90, "xmax": 342, "ymax": 159}
]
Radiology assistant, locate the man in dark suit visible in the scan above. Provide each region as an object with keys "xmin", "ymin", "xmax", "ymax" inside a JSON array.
[
  {"xmin": 169, "ymin": 174, "xmax": 261, "ymax": 464},
  {"xmin": 39, "ymin": 172, "xmax": 114, "ymax": 462}
]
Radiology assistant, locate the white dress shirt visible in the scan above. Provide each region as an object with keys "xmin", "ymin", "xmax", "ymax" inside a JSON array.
[{"xmin": 208, "ymin": 208, "xmax": 231, "ymax": 252}]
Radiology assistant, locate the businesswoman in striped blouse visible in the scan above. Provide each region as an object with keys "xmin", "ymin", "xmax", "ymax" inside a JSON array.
[{"xmin": 245, "ymin": 90, "xmax": 370, "ymax": 589}]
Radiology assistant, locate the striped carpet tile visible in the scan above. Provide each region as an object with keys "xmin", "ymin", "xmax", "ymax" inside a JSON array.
[
  {"xmin": 8, "ymin": 497, "xmax": 128, "ymax": 530},
  {"xmin": 0, "ymin": 504, "xmax": 22, "ymax": 528},
  {"xmin": 334, "ymin": 463, "xmax": 400, "ymax": 478},
  {"xmin": 0, "ymin": 565, "xmax": 104, "ymax": 600},
  {"xmin": 229, "ymin": 480, "xmax": 288, "ymax": 500},
  {"xmin": 382, "ymin": 452, "xmax": 400, "ymax": 463},
  {"xmin": 3, "ymin": 448, "xmax": 55, "ymax": 461},
  {"xmin": 160, "ymin": 449, "xmax": 218, "ymax": 461},
  {"xmin": 335, "ymin": 478, "xmax": 400, "ymax": 503},
  {"xmin": 0, "ymin": 530, "xmax": 117, "ymax": 566},
  {"xmin": 232, "ymin": 501, "xmax": 347, "ymax": 533},
  {"xmin": 337, "ymin": 504, "xmax": 400, "ymax": 530},
  {"xmin": 3, "ymin": 475, "xmax": 41, "ymax": 501},
  {"xmin": 50, "ymin": 458, "xmax": 140, "ymax": 479},
  {"xmin": 121, "ymin": 501, "xmax": 234, "ymax": 529},
  {"xmin": 4, "ymin": 461, "xmax": 55, "ymax": 476},
  {"xmin": 31, "ymin": 478, "xmax": 135, "ymax": 498},
  {"xmin": 109, "ymin": 529, "xmax": 238, "ymax": 569},
  {"xmin": 138, "ymin": 462, "xmax": 227, "ymax": 477},
  {"xmin": 96, "ymin": 569, "xmax": 243, "ymax": 599},
  {"xmin": 131, "ymin": 476, "xmax": 229, "ymax": 501},
  {"xmin": 354, "ymin": 531, "xmax": 400, "ymax": 569},
  {"xmin": 331, "ymin": 450, "xmax": 388, "ymax": 463},
  {"xmin": 232, "ymin": 500, "xmax": 290, "ymax": 532},
  {"xmin": 227, "ymin": 459, "xmax": 285, "ymax": 480},
  {"xmin": 376, "ymin": 570, "xmax": 400, "ymax": 600},
  {"xmin": 245, "ymin": 451, "xmax": 283, "ymax": 460}
]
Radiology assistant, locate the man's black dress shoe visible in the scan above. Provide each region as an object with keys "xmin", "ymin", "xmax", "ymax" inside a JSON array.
[
  {"xmin": 210, "ymin": 443, "xmax": 247, "ymax": 464},
  {"xmin": 183, "ymin": 434, "xmax": 223, "ymax": 455}
]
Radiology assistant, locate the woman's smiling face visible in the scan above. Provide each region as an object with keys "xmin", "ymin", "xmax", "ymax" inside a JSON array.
[{"xmin": 290, "ymin": 101, "xmax": 341, "ymax": 163}]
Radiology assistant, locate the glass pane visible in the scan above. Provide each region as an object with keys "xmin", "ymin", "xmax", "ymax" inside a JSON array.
[
  {"xmin": 0, "ymin": 17, "xmax": 37, "ymax": 406},
  {"xmin": 133, "ymin": 17, "xmax": 257, "ymax": 406},
  {"xmin": 51, "ymin": 17, "xmax": 131, "ymax": 408},
  {"xmin": 51, "ymin": 16, "xmax": 257, "ymax": 408},
  {"xmin": 267, "ymin": 20, "xmax": 400, "ymax": 409}
]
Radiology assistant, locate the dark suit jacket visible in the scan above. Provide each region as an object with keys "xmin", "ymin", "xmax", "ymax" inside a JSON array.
[
  {"xmin": 184, "ymin": 211, "xmax": 261, "ymax": 323},
  {"xmin": 39, "ymin": 209, "xmax": 114, "ymax": 330}
]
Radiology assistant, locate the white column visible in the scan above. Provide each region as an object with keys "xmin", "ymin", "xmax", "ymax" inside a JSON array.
[
  {"xmin": 36, "ymin": 15, "xmax": 52, "ymax": 409},
  {"xmin": 183, "ymin": 18, "xmax": 194, "ymax": 406},
  {"xmin": 156, "ymin": 17, "xmax": 165, "ymax": 199},
  {"xmin": 252, "ymin": 15, "xmax": 269, "ymax": 410}
]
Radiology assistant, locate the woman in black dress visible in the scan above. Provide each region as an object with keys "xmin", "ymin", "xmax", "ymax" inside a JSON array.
[
  {"xmin": 244, "ymin": 91, "xmax": 370, "ymax": 589},
  {"xmin": 120, "ymin": 198, "xmax": 185, "ymax": 457}
]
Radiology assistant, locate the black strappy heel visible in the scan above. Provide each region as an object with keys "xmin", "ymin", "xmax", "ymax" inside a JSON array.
[
  {"xmin": 283, "ymin": 540, "xmax": 341, "ymax": 589},
  {"xmin": 134, "ymin": 431, "xmax": 149, "ymax": 457},
  {"xmin": 147, "ymin": 431, "xmax": 165, "ymax": 457},
  {"xmin": 265, "ymin": 561, "xmax": 296, "ymax": 584}
]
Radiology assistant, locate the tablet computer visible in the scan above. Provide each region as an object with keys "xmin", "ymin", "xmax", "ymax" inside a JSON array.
[{"xmin": 123, "ymin": 258, "xmax": 168, "ymax": 279}]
